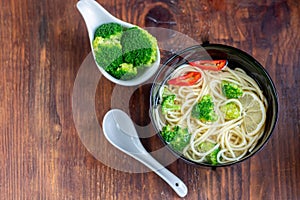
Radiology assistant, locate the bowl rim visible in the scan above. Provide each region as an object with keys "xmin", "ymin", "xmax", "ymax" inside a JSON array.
[{"xmin": 149, "ymin": 43, "xmax": 279, "ymax": 167}]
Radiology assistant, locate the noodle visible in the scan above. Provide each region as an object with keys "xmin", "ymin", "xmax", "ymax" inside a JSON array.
[{"xmin": 154, "ymin": 63, "xmax": 268, "ymax": 164}]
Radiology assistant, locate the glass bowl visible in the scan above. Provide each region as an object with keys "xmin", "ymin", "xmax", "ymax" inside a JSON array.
[{"xmin": 149, "ymin": 44, "xmax": 278, "ymax": 167}]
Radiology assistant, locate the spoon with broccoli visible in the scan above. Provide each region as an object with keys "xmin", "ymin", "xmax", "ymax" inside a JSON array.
[{"xmin": 77, "ymin": 0, "xmax": 160, "ymax": 86}]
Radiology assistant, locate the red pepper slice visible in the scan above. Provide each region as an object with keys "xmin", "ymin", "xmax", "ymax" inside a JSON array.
[
  {"xmin": 189, "ymin": 60, "xmax": 227, "ymax": 71},
  {"xmin": 168, "ymin": 71, "xmax": 201, "ymax": 86}
]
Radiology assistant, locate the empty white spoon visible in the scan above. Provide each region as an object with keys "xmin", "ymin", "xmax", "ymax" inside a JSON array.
[
  {"xmin": 76, "ymin": 0, "xmax": 160, "ymax": 86},
  {"xmin": 102, "ymin": 109, "xmax": 188, "ymax": 197}
]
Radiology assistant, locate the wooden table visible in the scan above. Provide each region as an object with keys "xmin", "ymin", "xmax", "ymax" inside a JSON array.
[{"xmin": 1, "ymin": 0, "xmax": 299, "ymax": 199}]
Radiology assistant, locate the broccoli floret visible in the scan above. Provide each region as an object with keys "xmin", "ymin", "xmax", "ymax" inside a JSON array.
[
  {"xmin": 109, "ymin": 63, "xmax": 137, "ymax": 80},
  {"xmin": 93, "ymin": 23, "xmax": 125, "ymax": 78},
  {"xmin": 221, "ymin": 81, "xmax": 243, "ymax": 99},
  {"xmin": 191, "ymin": 95, "xmax": 218, "ymax": 122},
  {"xmin": 93, "ymin": 37, "xmax": 123, "ymax": 72},
  {"xmin": 220, "ymin": 102, "xmax": 240, "ymax": 120},
  {"xmin": 161, "ymin": 95, "xmax": 180, "ymax": 114},
  {"xmin": 121, "ymin": 27, "xmax": 157, "ymax": 67},
  {"xmin": 161, "ymin": 124, "xmax": 177, "ymax": 142},
  {"xmin": 170, "ymin": 127, "xmax": 190, "ymax": 152},
  {"xmin": 199, "ymin": 142, "xmax": 220, "ymax": 165},
  {"xmin": 92, "ymin": 23, "xmax": 158, "ymax": 80},
  {"xmin": 94, "ymin": 23, "xmax": 123, "ymax": 39},
  {"xmin": 161, "ymin": 125, "xmax": 190, "ymax": 152}
]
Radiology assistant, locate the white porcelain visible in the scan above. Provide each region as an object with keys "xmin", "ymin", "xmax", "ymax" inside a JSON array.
[
  {"xmin": 102, "ymin": 109, "xmax": 188, "ymax": 197},
  {"xmin": 77, "ymin": 0, "xmax": 160, "ymax": 86}
]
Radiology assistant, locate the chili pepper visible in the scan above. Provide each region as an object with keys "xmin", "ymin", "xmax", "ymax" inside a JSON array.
[
  {"xmin": 189, "ymin": 60, "xmax": 227, "ymax": 71},
  {"xmin": 168, "ymin": 71, "xmax": 201, "ymax": 86}
]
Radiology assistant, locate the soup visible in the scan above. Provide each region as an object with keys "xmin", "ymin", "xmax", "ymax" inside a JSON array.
[{"xmin": 153, "ymin": 60, "xmax": 267, "ymax": 165}]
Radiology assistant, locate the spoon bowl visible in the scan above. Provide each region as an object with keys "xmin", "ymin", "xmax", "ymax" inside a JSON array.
[
  {"xmin": 77, "ymin": 0, "xmax": 160, "ymax": 86},
  {"xmin": 102, "ymin": 109, "xmax": 188, "ymax": 197}
]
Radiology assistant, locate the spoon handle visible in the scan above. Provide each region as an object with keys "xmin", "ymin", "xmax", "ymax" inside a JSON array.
[
  {"xmin": 77, "ymin": 0, "xmax": 132, "ymax": 41},
  {"xmin": 134, "ymin": 152, "xmax": 188, "ymax": 198},
  {"xmin": 76, "ymin": 0, "xmax": 114, "ymax": 41}
]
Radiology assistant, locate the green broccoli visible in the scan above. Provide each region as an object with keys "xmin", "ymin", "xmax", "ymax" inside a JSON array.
[
  {"xmin": 112, "ymin": 63, "xmax": 137, "ymax": 80},
  {"xmin": 93, "ymin": 23, "xmax": 124, "ymax": 76},
  {"xmin": 161, "ymin": 125, "xmax": 190, "ymax": 152},
  {"xmin": 92, "ymin": 23, "xmax": 158, "ymax": 80},
  {"xmin": 220, "ymin": 102, "xmax": 240, "ymax": 120},
  {"xmin": 94, "ymin": 23, "xmax": 123, "ymax": 39},
  {"xmin": 93, "ymin": 37, "xmax": 123, "ymax": 72},
  {"xmin": 161, "ymin": 95, "xmax": 180, "ymax": 114},
  {"xmin": 161, "ymin": 124, "xmax": 177, "ymax": 142},
  {"xmin": 191, "ymin": 95, "xmax": 218, "ymax": 122},
  {"xmin": 199, "ymin": 142, "xmax": 220, "ymax": 165},
  {"xmin": 221, "ymin": 81, "xmax": 243, "ymax": 99},
  {"xmin": 170, "ymin": 127, "xmax": 190, "ymax": 152},
  {"xmin": 121, "ymin": 27, "xmax": 157, "ymax": 67}
]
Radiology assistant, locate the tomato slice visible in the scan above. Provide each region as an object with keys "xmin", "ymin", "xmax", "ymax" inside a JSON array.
[
  {"xmin": 189, "ymin": 60, "xmax": 227, "ymax": 71},
  {"xmin": 168, "ymin": 71, "xmax": 201, "ymax": 86}
]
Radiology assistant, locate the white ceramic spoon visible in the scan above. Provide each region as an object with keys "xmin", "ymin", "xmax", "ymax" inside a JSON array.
[
  {"xmin": 102, "ymin": 109, "xmax": 188, "ymax": 198},
  {"xmin": 76, "ymin": 0, "xmax": 160, "ymax": 86}
]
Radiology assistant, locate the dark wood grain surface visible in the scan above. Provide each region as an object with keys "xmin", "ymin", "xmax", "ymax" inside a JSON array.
[{"xmin": 1, "ymin": 0, "xmax": 299, "ymax": 199}]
